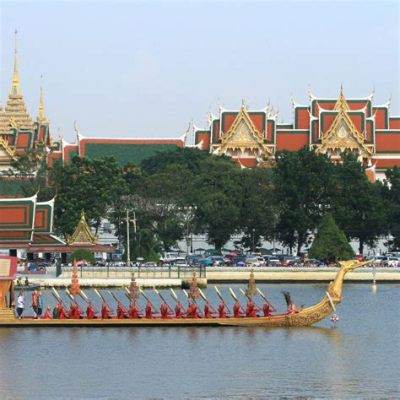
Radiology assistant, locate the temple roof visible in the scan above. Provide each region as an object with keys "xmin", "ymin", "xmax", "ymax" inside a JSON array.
[
  {"xmin": 2, "ymin": 31, "xmax": 33, "ymax": 133},
  {"xmin": 66, "ymin": 211, "xmax": 97, "ymax": 245}
]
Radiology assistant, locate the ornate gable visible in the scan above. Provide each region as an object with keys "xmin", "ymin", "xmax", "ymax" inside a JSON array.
[
  {"xmin": 315, "ymin": 89, "xmax": 374, "ymax": 158},
  {"xmin": 66, "ymin": 211, "xmax": 97, "ymax": 245},
  {"xmin": 0, "ymin": 137, "xmax": 16, "ymax": 166},
  {"xmin": 213, "ymin": 106, "xmax": 274, "ymax": 157}
]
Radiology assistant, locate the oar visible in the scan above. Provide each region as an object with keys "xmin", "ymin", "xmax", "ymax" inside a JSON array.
[
  {"xmin": 182, "ymin": 289, "xmax": 202, "ymax": 317},
  {"xmin": 51, "ymin": 287, "xmax": 65, "ymax": 306},
  {"xmin": 78, "ymin": 288, "xmax": 99, "ymax": 313},
  {"xmin": 198, "ymin": 288, "xmax": 217, "ymax": 313},
  {"xmin": 326, "ymin": 291, "xmax": 337, "ymax": 313},
  {"xmin": 239, "ymin": 288, "xmax": 262, "ymax": 310},
  {"xmin": 214, "ymin": 286, "xmax": 231, "ymax": 313},
  {"xmin": 53, "ymin": 287, "xmax": 71, "ymax": 306},
  {"xmin": 93, "ymin": 288, "xmax": 113, "ymax": 311},
  {"xmin": 256, "ymin": 288, "xmax": 277, "ymax": 312},
  {"xmin": 170, "ymin": 288, "xmax": 179, "ymax": 303},
  {"xmin": 153, "ymin": 288, "xmax": 174, "ymax": 313},
  {"xmin": 139, "ymin": 288, "xmax": 158, "ymax": 313},
  {"xmin": 229, "ymin": 288, "xmax": 246, "ymax": 313},
  {"xmin": 65, "ymin": 288, "xmax": 84, "ymax": 314},
  {"xmin": 107, "ymin": 290, "xmax": 122, "ymax": 305},
  {"xmin": 79, "ymin": 289, "xmax": 90, "ymax": 303}
]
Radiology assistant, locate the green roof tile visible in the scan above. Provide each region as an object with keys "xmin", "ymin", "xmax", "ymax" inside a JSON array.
[{"xmin": 84, "ymin": 143, "xmax": 180, "ymax": 166}]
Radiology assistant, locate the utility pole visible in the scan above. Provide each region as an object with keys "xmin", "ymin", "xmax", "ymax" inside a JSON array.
[
  {"xmin": 126, "ymin": 211, "xmax": 138, "ymax": 267},
  {"xmin": 126, "ymin": 210, "xmax": 130, "ymax": 266}
]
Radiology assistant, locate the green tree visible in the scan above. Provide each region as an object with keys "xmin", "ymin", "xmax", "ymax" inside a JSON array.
[
  {"xmin": 309, "ymin": 214, "xmax": 354, "ymax": 262},
  {"xmin": 330, "ymin": 153, "xmax": 387, "ymax": 254},
  {"xmin": 273, "ymin": 148, "xmax": 335, "ymax": 254},
  {"xmin": 382, "ymin": 167, "xmax": 400, "ymax": 250},
  {"xmin": 192, "ymin": 157, "xmax": 242, "ymax": 249},
  {"xmin": 49, "ymin": 156, "xmax": 127, "ymax": 237},
  {"xmin": 239, "ymin": 168, "xmax": 277, "ymax": 251}
]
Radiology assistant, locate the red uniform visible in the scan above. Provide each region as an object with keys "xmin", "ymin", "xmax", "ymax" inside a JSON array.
[
  {"xmin": 160, "ymin": 303, "xmax": 171, "ymax": 319},
  {"xmin": 218, "ymin": 303, "xmax": 227, "ymax": 318},
  {"xmin": 246, "ymin": 300, "xmax": 258, "ymax": 317},
  {"xmin": 204, "ymin": 303, "xmax": 213, "ymax": 318},
  {"xmin": 86, "ymin": 303, "xmax": 96, "ymax": 319},
  {"xmin": 233, "ymin": 302, "xmax": 241, "ymax": 318},
  {"xmin": 175, "ymin": 302, "xmax": 184, "ymax": 319},
  {"xmin": 145, "ymin": 302, "xmax": 153, "ymax": 319},
  {"xmin": 117, "ymin": 303, "xmax": 126, "ymax": 319},
  {"xmin": 128, "ymin": 303, "xmax": 141, "ymax": 319},
  {"xmin": 101, "ymin": 302, "xmax": 111, "ymax": 319},
  {"xmin": 57, "ymin": 304, "xmax": 67, "ymax": 319},
  {"xmin": 263, "ymin": 303, "xmax": 271, "ymax": 317},
  {"xmin": 42, "ymin": 307, "xmax": 52, "ymax": 319},
  {"xmin": 69, "ymin": 304, "xmax": 78, "ymax": 319},
  {"xmin": 186, "ymin": 302, "xmax": 199, "ymax": 318}
]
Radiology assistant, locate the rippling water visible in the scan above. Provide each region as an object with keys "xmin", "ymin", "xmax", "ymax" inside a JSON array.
[{"xmin": 0, "ymin": 283, "xmax": 399, "ymax": 399}]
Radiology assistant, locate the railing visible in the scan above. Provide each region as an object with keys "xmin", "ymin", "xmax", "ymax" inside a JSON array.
[{"xmin": 59, "ymin": 263, "xmax": 206, "ymax": 279}]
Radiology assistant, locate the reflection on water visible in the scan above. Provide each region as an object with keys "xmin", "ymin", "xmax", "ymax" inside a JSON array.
[{"xmin": 0, "ymin": 284, "xmax": 399, "ymax": 400}]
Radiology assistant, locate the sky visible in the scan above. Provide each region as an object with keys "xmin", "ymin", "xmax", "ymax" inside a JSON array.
[{"xmin": 0, "ymin": 0, "xmax": 399, "ymax": 142}]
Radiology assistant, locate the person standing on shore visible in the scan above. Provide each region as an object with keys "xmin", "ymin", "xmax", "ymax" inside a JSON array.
[{"xmin": 16, "ymin": 291, "xmax": 25, "ymax": 319}]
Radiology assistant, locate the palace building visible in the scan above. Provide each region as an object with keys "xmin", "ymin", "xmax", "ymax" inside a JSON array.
[
  {"xmin": 0, "ymin": 33, "xmax": 399, "ymax": 185},
  {"xmin": 0, "ymin": 33, "xmax": 185, "ymax": 180},
  {"xmin": 193, "ymin": 90, "xmax": 400, "ymax": 181}
]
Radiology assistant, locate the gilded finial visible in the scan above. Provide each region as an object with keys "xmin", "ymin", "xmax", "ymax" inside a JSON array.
[
  {"xmin": 11, "ymin": 29, "xmax": 21, "ymax": 96},
  {"xmin": 37, "ymin": 74, "xmax": 48, "ymax": 124}
]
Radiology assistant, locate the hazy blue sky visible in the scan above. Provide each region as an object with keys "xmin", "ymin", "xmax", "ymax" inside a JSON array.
[{"xmin": 0, "ymin": 1, "xmax": 399, "ymax": 142}]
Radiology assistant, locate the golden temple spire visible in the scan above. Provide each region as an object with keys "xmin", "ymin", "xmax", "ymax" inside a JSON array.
[
  {"xmin": 37, "ymin": 75, "xmax": 48, "ymax": 124},
  {"xmin": 11, "ymin": 29, "xmax": 21, "ymax": 96},
  {"xmin": 334, "ymin": 84, "xmax": 349, "ymax": 111}
]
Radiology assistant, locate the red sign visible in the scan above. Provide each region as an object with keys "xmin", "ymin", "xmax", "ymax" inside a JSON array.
[{"xmin": 0, "ymin": 256, "xmax": 18, "ymax": 280}]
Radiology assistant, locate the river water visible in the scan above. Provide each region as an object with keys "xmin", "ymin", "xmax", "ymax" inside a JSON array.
[{"xmin": 0, "ymin": 283, "xmax": 399, "ymax": 399}]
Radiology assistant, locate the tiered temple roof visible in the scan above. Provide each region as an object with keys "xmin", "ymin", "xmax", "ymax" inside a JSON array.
[{"xmin": 194, "ymin": 88, "xmax": 400, "ymax": 176}]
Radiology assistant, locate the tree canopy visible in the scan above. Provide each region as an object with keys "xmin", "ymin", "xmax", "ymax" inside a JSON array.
[{"xmin": 309, "ymin": 214, "xmax": 354, "ymax": 262}]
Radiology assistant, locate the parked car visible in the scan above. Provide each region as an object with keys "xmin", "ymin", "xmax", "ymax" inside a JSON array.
[
  {"xmin": 210, "ymin": 256, "xmax": 225, "ymax": 266},
  {"xmin": 264, "ymin": 255, "xmax": 280, "ymax": 265},
  {"xmin": 245, "ymin": 257, "xmax": 262, "ymax": 268}
]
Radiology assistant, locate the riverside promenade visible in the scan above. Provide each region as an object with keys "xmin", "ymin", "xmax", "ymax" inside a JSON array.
[
  {"xmin": 20, "ymin": 266, "xmax": 400, "ymax": 288},
  {"xmin": 206, "ymin": 267, "xmax": 400, "ymax": 283}
]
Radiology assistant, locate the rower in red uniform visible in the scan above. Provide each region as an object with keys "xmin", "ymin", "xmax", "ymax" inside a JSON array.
[
  {"xmin": 101, "ymin": 302, "xmax": 111, "ymax": 319},
  {"xmin": 175, "ymin": 301, "xmax": 184, "ymax": 319},
  {"xmin": 145, "ymin": 300, "xmax": 153, "ymax": 319},
  {"xmin": 73, "ymin": 302, "xmax": 83, "ymax": 319},
  {"xmin": 86, "ymin": 301, "xmax": 97, "ymax": 319},
  {"xmin": 56, "ymin": 302, "xmax": 67, "ymax": 319},
  {"xmin": 160, "ymin": 302, "xmax": 171, "ymax": 319},
  {"xmin": 233, "ymin": 300, "xmax": 242, "ymax": 318},
  {"xmin": 262, "ymin": 302, "xmax": 271, "ymax": 317},
  {"xmin": 128, "ymin": 302, "xmax": 141, "ymax": 319},
  {"xmin": 186, "ymin": 302, "xmax": 199, "ymax": 318},
  {"xmin": 204, "ymin": 301, "xmax": 213, "ymax": 318},
  {"xmin": 42, "ymin": 306, "xmax": 52, "ymax": 319},
  {"xmin": 117, "ymin": 302, "xmax": 127, "ymax": 319},
  {"xmin": 245, "ymin": 299, "xmax": 259, "ymax": 317},
  {"xmin": 218, "ymin": 302, "xmax": 228, "ymax": 318},
  {"xmin": 68, "ymin": 303, "xmax": 78, "ymax": 319}
]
